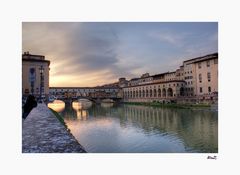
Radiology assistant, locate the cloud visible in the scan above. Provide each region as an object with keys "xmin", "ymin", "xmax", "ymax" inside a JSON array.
[
  {"xmin": 148, "ymin": 31, "xmax": 185, "ymax": 46},
  {"xmin": 23, "ymin": 22, "xmax": 136, "ymax": 86},
  {"xmin": 23, "ymin": 22, "xmax": 218, "ymax": 87}
]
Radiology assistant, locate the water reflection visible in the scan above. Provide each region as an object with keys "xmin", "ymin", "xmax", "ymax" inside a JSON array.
[
  {"xmin": 72, "ymin": 101, "xmax": 92, "ymax": 120},
  {"xmin": 60, "ymin": 103, "xmax": 218, "ymax": 153},
  {"xmin": 122, "ymin": 105, "xmax": 218, "ymax": 153},
  {"xmin": 101, "ymin": 103, "xmax": 114, "ymax": 108},
  {"xmin": 47, "ymin": 100, "xmax": 65, "ymax": 112}
]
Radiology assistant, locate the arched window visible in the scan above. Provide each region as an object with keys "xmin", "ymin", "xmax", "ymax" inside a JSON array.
[
  {"xmin": 158, "ymin": 89, "xmax": 161, "ymax": 97},
  {"xmin": 162, "ymin": 88, "xmax": 166, "ymax": 97},
  {"xmin": 167, "ymin": 88, "xmax": 173, "ymax": 97},
  {"xmin": 180, "ymin": 87, "xmax": 184, "ymax": 96},
  {"xmin": 154, "ymin": 89, "xmax": 157, "ymax": 97},
  {"xmin": 139, "ymin": 90, "xmax": 141, "ymax": 98},
  {"xmin": 150, "ymin": 89, "xmax": 152, "ymax": 97}
]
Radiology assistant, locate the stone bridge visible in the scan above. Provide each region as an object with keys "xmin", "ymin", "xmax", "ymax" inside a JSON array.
[{"xmin": 57, "ymin": 96, "xmax": 123, "ymax": 103}]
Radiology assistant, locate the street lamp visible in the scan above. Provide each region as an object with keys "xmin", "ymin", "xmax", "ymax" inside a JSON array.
[
  {"xmin": 39, "ymin": 66, "xmax": 44, "ymax": 103},
  {"xmin": 29, "ymin": 68, "xmax": 36, "ymax": 95}
]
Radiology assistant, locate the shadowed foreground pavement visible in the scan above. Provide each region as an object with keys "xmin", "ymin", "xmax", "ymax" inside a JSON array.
[{"xmin": 22, "ymin": 104, "xmax": 86, "ymax": 153}]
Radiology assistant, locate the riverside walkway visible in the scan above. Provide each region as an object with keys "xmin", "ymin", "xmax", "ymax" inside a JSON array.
[{"xmin": 22, "ymin": 103, "xmax": 86, "ymax": 153}]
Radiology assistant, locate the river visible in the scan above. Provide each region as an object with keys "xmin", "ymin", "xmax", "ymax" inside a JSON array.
[{"xmin": 48, "ymin": 101, "xmax": 218, "ymax": 153}]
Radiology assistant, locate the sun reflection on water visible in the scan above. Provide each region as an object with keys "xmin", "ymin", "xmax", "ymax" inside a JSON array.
[
  {"xmin": 47, "ymin": 100, "xmax": 65, "ymax": 112},
  {"xmin": 72, "ymin": 101, "xmax": 91, "ymax": 120}
]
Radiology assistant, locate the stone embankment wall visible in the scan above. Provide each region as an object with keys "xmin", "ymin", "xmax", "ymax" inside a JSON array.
[{"xmin": 22, "ymin": 104, "xmax": 86, "ymax": 153}]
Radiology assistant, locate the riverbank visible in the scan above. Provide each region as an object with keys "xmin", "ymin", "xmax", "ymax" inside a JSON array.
[
  {"xmin": 123, "ymin": 101, "xmax": 211, "ymax": 109},
  {"xmin": 22, "ymin": 103, "xmax": 86, "ymax": 153}
]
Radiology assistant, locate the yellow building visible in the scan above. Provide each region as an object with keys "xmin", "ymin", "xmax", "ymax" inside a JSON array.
[
  {"xmin": 123, "ymin": 53, "xmax": 218, "ymax": 103},
  {"xmin": 183, "ymin": 53, "xmax": 218, "ymax": 100},
  {"xmin": 22, "ymin": 52, "xmax": 50, "ymax": 98}
]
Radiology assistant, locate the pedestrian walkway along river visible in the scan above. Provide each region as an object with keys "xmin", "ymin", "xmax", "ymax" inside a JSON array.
[{"xmin": 22, "ymin": 103, "xmax": 86, "ymax": 153}]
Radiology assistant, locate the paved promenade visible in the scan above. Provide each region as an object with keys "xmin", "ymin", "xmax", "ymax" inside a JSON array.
[{"xmin": 22, "ymin": 103, "xmax": 86, "ymax": 153}]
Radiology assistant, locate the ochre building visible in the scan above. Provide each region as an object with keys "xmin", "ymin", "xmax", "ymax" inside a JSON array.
[
  {"xmin": 123, "ymin": 53, "xmax": 218, "ymax": 103},
  {"xmin": 22, "ymin": 52, "xmax": 50, "ymax": 98}
]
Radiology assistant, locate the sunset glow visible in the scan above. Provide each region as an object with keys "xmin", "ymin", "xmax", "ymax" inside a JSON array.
[{"xmin": 22, "ymin": 22, "xmax": 218, "ymax": 87}]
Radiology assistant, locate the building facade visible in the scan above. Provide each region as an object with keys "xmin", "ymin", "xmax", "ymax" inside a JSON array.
[
  {"xmin": 123, "ymin": 53, "xmax": 218, "ymax": 103},
  {"xmin": 49, "ymin": 87, "xmax": 121, "ymax": 99},
  {"xmin": 22, "ymin": 52, "xmax": 50, "ymax": 98}
]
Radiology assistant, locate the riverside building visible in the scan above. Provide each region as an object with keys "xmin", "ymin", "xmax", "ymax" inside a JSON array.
[
  {"xmin": 22, "ymin": 52, "xmax": 50, "ymax": 98},
  {"xmin": 123, "ymin": 53, "xmax": 218, "ymax": 103}
]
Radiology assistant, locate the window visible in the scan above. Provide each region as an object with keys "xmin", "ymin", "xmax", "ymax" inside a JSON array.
[
  {"xmin": 214, "ymin": 59, "xmax": 218, "ymax": 64},
  {"xmin": 207, "ymin": 72, "xmax": 211, "ymax": 82},
  {"xmin": 198, "ymin": 63, "xmax": 201, "ymax": 69},
  {"xmin": 191, "ymin": 81, "xmax": 193, "ymax": 84},
  {"xmin": 24, "ymin": 88, "xmax": 29, "ymax": 93},
  {"xmin": 208, "ymin": 86, "xmax": 211, "ymax": 93},
  {"xmin": 199, "ymin": 74, "xmax": 202, "ymax": 83},
  {"xmin": 207, "ymin": 60, "xmax": 210, "ymax": 67},
  {"xmin": 200, "ymin": 87, "xmax": 203, "ymax": 93}
]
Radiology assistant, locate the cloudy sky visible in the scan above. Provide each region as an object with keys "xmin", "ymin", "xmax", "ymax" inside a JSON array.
[{"xmin": 22, "ymin": 22, "xmax": 218, "ymax": 87}]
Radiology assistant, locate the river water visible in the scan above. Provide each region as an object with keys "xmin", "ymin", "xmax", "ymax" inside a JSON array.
[{"xmin": 48, "ymin": 101, "xmax": 218, "ymax": 153}]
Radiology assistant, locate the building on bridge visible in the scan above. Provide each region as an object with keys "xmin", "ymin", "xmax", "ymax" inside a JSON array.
[
  {"xmin": 22, "ymin": 52, "xmax": 50, "ymax": 98},
  {"xmin": 122, "ymin": 53, "xmax": 218, "ymax": 103},
  {"xmin": 49, "ymin": 86, "xmax": 122, "ymax": 99}
]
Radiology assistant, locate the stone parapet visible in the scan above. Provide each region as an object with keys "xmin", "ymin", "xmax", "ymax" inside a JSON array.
[{"xmin": 22, "ymin": 104, "xmax": 86, "ymax": 153}]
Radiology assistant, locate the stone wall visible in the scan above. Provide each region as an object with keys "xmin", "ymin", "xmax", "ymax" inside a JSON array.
[{"xmin": 22, "ymin": 104, "xmax": 86, "ymax": 153}]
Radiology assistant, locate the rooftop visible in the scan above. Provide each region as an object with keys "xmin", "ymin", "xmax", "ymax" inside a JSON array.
[
  {"xmin": 183, "ymin": 52, "xmax": 218, "ymax": 64},
  {"xmin": 22, "ymin": 52, "xmax": 50, "ymax": 65}
]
